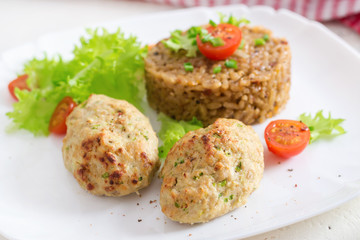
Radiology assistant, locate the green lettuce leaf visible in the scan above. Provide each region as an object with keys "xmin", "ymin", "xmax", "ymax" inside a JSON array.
[
  {"xmin": 218, "ymin": 12, "xmax": 250, "ymax": 26},
  {"xmin": 7, "ymin": 28, "xmax": 146, "ymax": 136},
  {"xmin": 162, "ymin": 28, "xmax": 199, "ymax": 57},
  {"xmin": 158, "ymin": 113, "xmax": 203, "ymax": 159},
  {"xmin": 299, "ymin": 110, "xmax": 346, "ymax": 143}
]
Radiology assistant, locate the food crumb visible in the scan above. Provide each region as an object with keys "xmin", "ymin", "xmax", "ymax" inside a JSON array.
[
  {"xmin": 122, "ymin": 214, "xmax": 126, "ymax": 216},
  {"xmin": 294, "ymin": 184, "xmax": 298, "ymax": 187},
  {"xmin": 138, "ymin": 219, "xmax": 142, "ymax": 222},
  {"xmin": 289, "ymin": 175, "xmax": 292, "ymax": 178},
  {"xmin": 154, "ymin": 205, "xmax": 158, "ymax": 208},
  {"xmin": 328, "ymin": 226, "xmax": 331, "ymax": 230},
  {"xmin": 150, "ymin": 200, "xmax": 157, "ymax": 204},
  {"xmin": 287, "ymin": 169, "xmax": 293, "ymax": 172},
  {"xmin": 338, "ymin": 174, "xmax": 342, "ymax": 177},
  {"xmin": 156, "ymin": 217, "xmax": 160, "ymax": 220},
  {"xmin": 317, "ymin": 177, "xmax": 321, "ymax": 180},
  {"xmin": 110, "ymin": 212, "xmax": 113, "ymax": 215},
  {"xmin": 137, "ymin": 203, "xmax": 139, "ymax": 206},
  {"xmin": 277, "ymin": 162, "xmax": 281, "ymax": 165},
  {"xmin": 231, "ymin": 215, "xmax": 233, "ymax": 217},
  {"xmin": 189, "ymin": 233, "xmax": 192, "ymax": 236}
]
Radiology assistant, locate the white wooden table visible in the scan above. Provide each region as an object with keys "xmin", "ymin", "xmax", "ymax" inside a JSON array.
[{"xmin": 1, "ymin": 1, "xmax": 359, "ymax": 239}]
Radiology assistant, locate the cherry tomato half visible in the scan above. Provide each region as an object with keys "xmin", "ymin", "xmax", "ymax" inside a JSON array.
[
  {"xmin": 264, "ymin": 120, "xmax": 311, "ymax": 159},
  {"xmin": 8, "ymin": 74, "xmax": 30, "ymax": 100},
  {"xmin": 196, "ymin": 23, "xmax": 242, "ymax": 60},
  {"xmin": 49, "ymin": 96, "xmax": 77, "ymax": 135}
]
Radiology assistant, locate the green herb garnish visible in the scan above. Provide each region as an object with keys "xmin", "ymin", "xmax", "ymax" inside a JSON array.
[
  {"xmin": 229, "ymin": 194, "xmax": 234, "ymax": 200},
  {"xmin": 141, "ymin": 132, "xmax": 149, "ymax": 140},
  {"xmin": 102, "ymin": 172, "xmax": 109, "ymax": 179},
  {"xmin": 218, "ymin": 13, "xmax": 250, "ymax": 26},
  {"xmin": 91, "ymin": 124, "xmax": 100, "ymax": 130},
  {"xmin": 174, "ymin": 159, "xmax": 185, "ymax": 167},
  {"xmin": 163, "ymin": 13, "xmax": 249, "ymax": 57},
  {"xmin": 224, "ymin": 198, "xmax": 229, "ymax": 202},
  {"xmin": 200, "ymin": 30, "xmax": 224, "ymax": 47},
  {"xmin": 263, "ymin": 34, "xmax": 269, "ymax": 41},
  {"xmin": 225, "ymin": 59, "xmax": 237, "ymax": 69},
  {"xmin": 235, "ymin": 162, "xmax": 242, "ymax": 172},
  {"xmin": 187, "ymin": 26, "xmax": 202, "ymax": 38},
  {"xmin": 175, "ymin": 202, "xmax": 180, "ymax": 208},
  {"xmin": 162, "ymin": 29, "xmax": 199, "ymax": 57},
  {"xmin": 213, "ymin": 133, "xmax": 222, "ymax": 138},
  {"xmin": 184, "ymin": 62, "xmax": 194, "ymax": 72},
  {"xmin": 163, "ymin": 27, "xmax": 223, "ymax": 57},
  {"xmin": 209, "ymin": 37, "xmax": 224, "ymax": 47},
  {"xmin": 254, "ymin": 38, "xmax": 266, "ymax": 46},
  {"xmin": 238, "ymin": 39, "xmax": 245, "ymax": 50},
  {"xmin": 299, "ymin": 110, "xmax": 346, "ymax": 143},
  {"xmin": 220, "ymin": 179, "xmax": 227, "ymax": 187},
  {"xmin": 209, "ymin": 19, "xmax": 217, "ymax": 27},
  {"xmin": 213, "ymin": 66, "xmax": 222, "ymax": 74}
]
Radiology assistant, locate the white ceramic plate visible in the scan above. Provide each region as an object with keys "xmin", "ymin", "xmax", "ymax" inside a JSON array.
[{"xmin": 1, "ymin": 5, "xmax": 360, "ymax": 240}]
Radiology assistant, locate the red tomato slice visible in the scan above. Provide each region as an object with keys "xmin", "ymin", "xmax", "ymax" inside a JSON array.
[
  {"xmin": 8, "ymin": 74, "xmax": 30, "ymax": 100},
  {"xmin": 49, "ymin": 96, "xmax": 77, "ymax": 135},
  {"xmin": 196, "ymin": 23, "xmax": 242, "ymax": 60},
  {"xmin": 264, "ymin": 120, "xmax": 310, "ymax": 159}
]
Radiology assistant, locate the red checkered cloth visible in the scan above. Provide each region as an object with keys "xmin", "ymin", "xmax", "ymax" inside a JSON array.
[{"xmin": 143, "ymin": 0, "xmax": 360, "ymax": 33}]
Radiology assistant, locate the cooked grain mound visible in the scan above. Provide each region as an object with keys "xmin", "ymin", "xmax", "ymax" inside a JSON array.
[
  {"xmin": 160, "ymin": 118, "xmax": 264, "ymax": 224},
  {"xmin": 145, "ymin": 25, "xmax": 291, "ymax": 125},
  {"xmin": 62, "ymin": 94, "xmax": 159, "ymax": 197}
]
